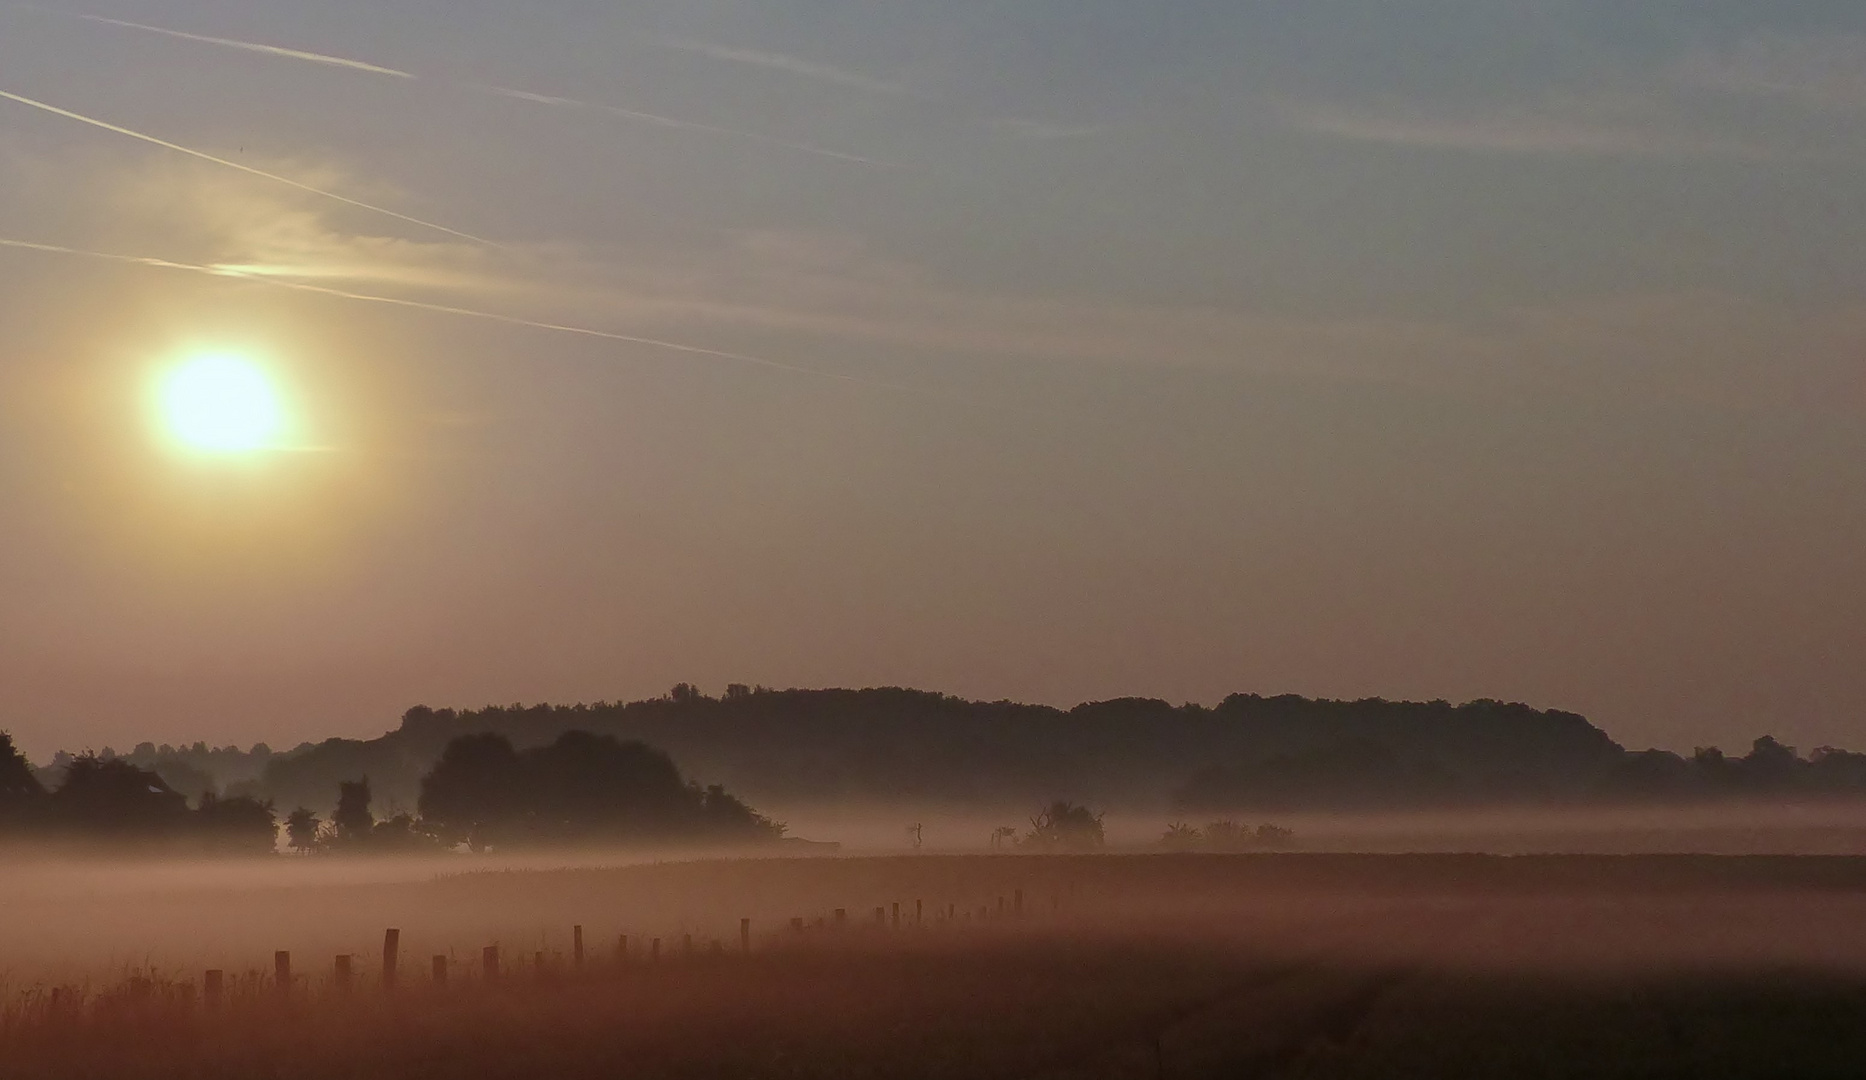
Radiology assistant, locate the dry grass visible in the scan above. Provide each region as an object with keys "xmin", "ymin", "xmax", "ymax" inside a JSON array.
[{"xmin": 7, "ymin": 853, "xmax": 1866, "ymax": 1078}]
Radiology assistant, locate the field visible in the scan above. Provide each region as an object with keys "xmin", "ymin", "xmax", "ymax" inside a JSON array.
[{"xmin": 7, "ymin": 853, "xmax": 1866, "ymax": 1078}]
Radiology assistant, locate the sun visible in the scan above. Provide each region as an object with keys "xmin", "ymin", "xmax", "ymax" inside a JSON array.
[{"xmin": 156, "ymin": 353, "xmax": 287, "ymax": 453}]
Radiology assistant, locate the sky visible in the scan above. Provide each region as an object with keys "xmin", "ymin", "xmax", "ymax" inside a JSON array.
[{"xmin": 0, "ymin": 0, "xmax": 1862, "ymax": 760}]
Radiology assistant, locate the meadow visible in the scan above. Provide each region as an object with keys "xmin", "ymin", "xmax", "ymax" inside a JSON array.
[{"xmin": 6, "ymin": 853, "xmax": 1866, "ymax": 1078}]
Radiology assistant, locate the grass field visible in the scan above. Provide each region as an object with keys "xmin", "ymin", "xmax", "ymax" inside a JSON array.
[{"xmin": 6, "ymin": 853, "xmax": 1866, "ymax": 1078}]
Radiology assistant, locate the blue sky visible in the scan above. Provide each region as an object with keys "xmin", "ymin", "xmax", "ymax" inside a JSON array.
[{"xmin": 0, "ymin": 0, "xmax": 1861, "ymax": 757}]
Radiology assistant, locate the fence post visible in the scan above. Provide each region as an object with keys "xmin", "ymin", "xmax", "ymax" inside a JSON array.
[
  {"xmin": 740, "ymin": 917, "xmax": 751, "ymax": 954},
  {"xmin": 1014, "ymin": 890, "xmax": 1024, "ymax": 916},
  {"xmin": 204, "ymin": 969, "xmax": 224, "ymax": 1009},
  {"xmin": 891, "ymin": 902, "xmax": 900, "ymax": 928},
  {"xmin": 916, "ymin": 899, "xmax": 923, "ymax": 924},
  {"xmin": 432, "ymin": 955, "xmax": 448, "ymax": 986},
  {"xmin": 274, "ymin": 951, "xmax": 292, "ymax": 999},
  {"xmin": 573, "ymin": 925, "xmax": 584, "ymax": 969},
  {"xmin": 382, "ymin": 929, "xmax": 400, "ymax": 991},
  {"xmin": 334, "ymin": 955, "xmax": 353, "ymax": 995},
  {"xmin": 483, "ymin": 945, "xmax": 500, "ymax": 983},
  {"xmin": 874, "ymin": 906, "xmax": 886, "ymax": 925}
]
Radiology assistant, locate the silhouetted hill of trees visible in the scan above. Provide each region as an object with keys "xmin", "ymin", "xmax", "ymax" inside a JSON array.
[
  {"xmin": 210, "ymin": 687, "xmax": 1642, "ymax": 813},
  {"xmin": 34, "ymin": 687, "xmax": 1866, "ymax": 819}
]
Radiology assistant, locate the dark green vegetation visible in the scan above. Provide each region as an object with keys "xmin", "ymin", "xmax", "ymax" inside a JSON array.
[
  {"xmin": 6, "ymin": 853, "xmax": 1866, "ymax": 1079},
  {"xmin": 63, "ymin": 686, "xmax": 1866, "ymax": 817}
]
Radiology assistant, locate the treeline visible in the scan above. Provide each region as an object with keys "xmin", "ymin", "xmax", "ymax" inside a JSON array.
[
  {"xmin": 2, "ymin": 729, "xmax": 780, "ymax": 855},
  {"xmin": 219, "ymin": 688, "xmax": 1632, "ymax": 815},
  {"xmin": 1174, "ymin": 735, "xmax": 1866, "ymax": 812},
  {"xmin": 0, "ymin": 734, "xmax": 276, "ymax": 853},
  {"xmin": 281, "ymin": 731, "xmax": 783, "ymax": 854},
  {"xmin": 31, "ymin": 686, "xmax": 1866, "ymax": 817}
]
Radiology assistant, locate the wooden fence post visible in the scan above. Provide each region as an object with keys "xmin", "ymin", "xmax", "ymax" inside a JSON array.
[
  {"xmin": 382, "ymin": 929, "xmax": 400, "ymax": 990},
  {"xmin": 573, "ymin": 925, "xmax": 584, "ymax": 969},
  {"xmin": 1014, "ymin": 889, "xmax": 1024, "ymax": 916},
  {"xmin": 891, "ymin": 902, "xmax": 900, "ymax": 928},
  {"xmin": 274, "ymin": 951, "xmax": 291, "ymax": 999},
  {"xmin": 916, "ymin": 899, "xmax": 923, "ymax": 924},
  {"xmin": 483, "ymin": 945, "xmax": 500, "ymax": 983},
  {"xmin": 874, "ymin": 906, "xmax": 886, "ymax": 925}
]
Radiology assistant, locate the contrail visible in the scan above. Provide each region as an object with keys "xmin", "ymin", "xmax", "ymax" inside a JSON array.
[
  {"xmin": 0, "ymin": 87, "xmax": 499, "ymax": 248},
  {"xmin": 483, "ymin": 86, "xmax": 900, "ymax": 169},
  {"xmin": 74, "ymin": 13, "xmax": 415, "ymax": 78},
  {"xmin": 51, "ymin": 9, "xmax": 896, "ymax": 169},
  {"xmin": 0, "ymin": 236, "xmax": 912, "ymax": 391},
  {"xmin": 660, "ymin": 38, "xmax": 906, "ymax": 96}
]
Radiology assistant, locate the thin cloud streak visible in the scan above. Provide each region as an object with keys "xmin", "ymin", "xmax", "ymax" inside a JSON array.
[
  {"xmin": 0, "ymin": 236, "xmax": 918, "ymax": 393},
  {"xmin": 482, "ymin": 86, "xmax": 899, "ymax": 169},
  {"xmin": 0, "ymin": 87, "xmax": 500, "ymax": 247},
  {"xmin": 660, "ymin": 37, "xmax": 905, "ymax": 95},
  {"xmin": 1279, "ymin": 100, "xmax": 1780, "ymax": 160},
  {"xmin": 55, "ymin": 9, "xmax": 892, "ymax": 170},
  {"xmin": 73, "ymin": 13, "xmax": 415, "ymax": 79}
]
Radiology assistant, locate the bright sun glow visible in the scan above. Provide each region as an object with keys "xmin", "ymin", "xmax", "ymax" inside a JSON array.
[{"xmin": 157, "ymin": 353, "xmax": 286, "ymax": 453}]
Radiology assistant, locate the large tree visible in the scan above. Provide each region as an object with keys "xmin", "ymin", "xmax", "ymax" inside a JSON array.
[
  {"xmin": 48, "ymin": 755, "xmax": 190, "ymax": 838},
  {"xmin": 0, "ymin": 731, "xmax": 45, "ymax": 828},
  {"xmin": 418, "ymin": 731, "xmax": 781, "ymax": 849}
]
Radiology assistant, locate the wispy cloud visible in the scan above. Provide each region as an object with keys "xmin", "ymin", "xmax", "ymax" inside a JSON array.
[
  {"xmin": 54, "ymin": 9, "xmax": 892, "ymax": 171},
  {"xmin": 482, "ymin": 86, "xmax": 899, "ymax": 169},
  {"xmin": 1669, "ymin": 33, "xmax": 1866, "ymax": 112},
  {"xmin": 0, "ymin": 87, "xmax": 499, "ymax": 246},
  {"xmin": 987, "ymin": 117, "xmax": 1103, "ymax": 141},
  {"xmin": 1278, "ymin": 97, "xmax": 1780, "ymax": 160},
  {"xmin": 659, "ymin": 37, "xmax": 906, "ymax": 96},
  {"xmin": 0, "ymin": 234, "xmax": 907, "ymax": 390},
  {"xmin": 73, "ymin": 13, "xmax": 415, "ymax": 79}
]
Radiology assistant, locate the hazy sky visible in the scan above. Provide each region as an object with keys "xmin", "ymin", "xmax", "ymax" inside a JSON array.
[{"xmin": 1, "ymin": 0, "xmax": 1862, "ymax": 759}]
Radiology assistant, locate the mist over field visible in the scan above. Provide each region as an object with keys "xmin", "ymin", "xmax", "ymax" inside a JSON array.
[{"xmin": 4, "ymin": 0, "xmax": 1865, "ymax": 1073}]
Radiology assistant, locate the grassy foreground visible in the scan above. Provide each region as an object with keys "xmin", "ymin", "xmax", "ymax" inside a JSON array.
[{"xmin": 6, "ymin": 853, "xmax": 1866, "ymax": 1078}]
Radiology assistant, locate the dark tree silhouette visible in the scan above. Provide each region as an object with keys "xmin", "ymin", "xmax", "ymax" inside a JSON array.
[
  {"xmin": 192, "ymin": 791, "xmax": 278, "ymax": 854},
  {"xmin": 416, "ymin": 732, "xmax": 522, "ymax": 850},
  {"xmin": 284, "ymin": 807, "xmax": 321, "ymax": 853},
  {"xmin": 0, "ymin": 731, "xmax": 44, "ymax": 828},
  {"xmin": 417, "ymin": 731, "xmax": 781, "ymax": 849},
  {"xmin": 1022, "ymin": 802, "xmax": 1104, "ymax": 851},
  {"xmin": 49, "ymin": 755, "xmax": 190, "ymax": 838},
  {"xmin": 332, "ymin": 778, "xmax": 374, "ymax": 843}
]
